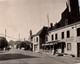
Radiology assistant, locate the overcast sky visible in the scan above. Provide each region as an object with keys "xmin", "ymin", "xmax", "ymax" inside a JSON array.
[{"xmin": 0, "ymin": 0, "xmax": 66, "ymax": 41}]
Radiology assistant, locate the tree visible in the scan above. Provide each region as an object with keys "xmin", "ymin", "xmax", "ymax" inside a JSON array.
[
  {"xmin": 9, "ymin": 40, "xmax": 14, "ymax": 46},
  {"xmin": 0, "ymin": 37, "xmax": 8, "ymax": 50}
]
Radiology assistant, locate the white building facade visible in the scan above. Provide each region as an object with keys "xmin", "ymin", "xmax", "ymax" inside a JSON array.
[
  {"xmin": 31, "ymin": 27, "xmax": 48, "ymax": 52},
  {"xmin": 45, "ymin": 22, "xmax": 80, "ymax": 57},
  {"xmin": 32, "ymin": 36, "xmax": 40, "ymax": 52}
]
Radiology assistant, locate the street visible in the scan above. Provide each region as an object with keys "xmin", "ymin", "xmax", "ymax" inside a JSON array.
[{"xmin": 0, "ymin": 49, "xmax": 79, "ymax": 64}]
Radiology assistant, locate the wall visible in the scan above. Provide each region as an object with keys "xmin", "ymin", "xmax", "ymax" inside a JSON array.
[{"xmin": 46, "ymin": 22, "xmax": 80, "ymax": 56}]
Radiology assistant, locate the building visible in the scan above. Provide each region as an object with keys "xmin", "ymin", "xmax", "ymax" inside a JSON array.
[
  {"xmin": 43, "ymin": 22, "xmax": 80, "ymax": 57},
  {"xmin": 31, "ymin": 27, "xmax": 48, "ymax": 52},
  {"xmin": 29, "ymin": 0, "xmax": 80, "ymax": 57},
  {"xmin": 42, "ymin": 0, "xmax": 80, "ymax": 57},
  {"xmin": 57, "ymin": 0, "xmax": 80, "ymax": 28}
]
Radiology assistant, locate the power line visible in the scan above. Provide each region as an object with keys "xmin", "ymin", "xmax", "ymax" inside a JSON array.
[{"xmin": 0, "ymin": 32, "xmax": 22, "ymax": 40}]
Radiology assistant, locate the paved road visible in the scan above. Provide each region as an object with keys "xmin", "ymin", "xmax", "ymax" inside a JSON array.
[{"xmin": 0, "ymin": 49, "xmax": 67, "ymax": 64}]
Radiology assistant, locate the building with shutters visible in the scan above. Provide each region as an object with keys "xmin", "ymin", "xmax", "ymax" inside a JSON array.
[
  {"xmin": 42, "ymin": 22, "xmax": 80, "ymax": 57},
  {"xmin": 42, "ymin": 0, "xmax": 80, "ymax": 57},
  {"xmin": 29, "ymin": 0, "xmax": 80, "ymax": 57}
]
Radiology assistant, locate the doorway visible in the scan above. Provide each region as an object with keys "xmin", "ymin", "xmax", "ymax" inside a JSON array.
[{"xmin": 77, "ymin": 43, "xmax": 80, "ymax": 57}]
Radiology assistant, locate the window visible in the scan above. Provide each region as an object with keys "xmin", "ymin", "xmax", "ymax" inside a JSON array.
[
  {"xmin": 46, "ymin": 36, "xmax": 48, "ymax": 41},
  {"xmin": 77, "ymin": 28, "xmax": 80, "ymax": 36},
  {"xmin": 34, "ymin": 38, "xmax": 35, "ymax": 42},
  {"xmin": 55, "ymin": 34, "xmax": 58, "ymax": 40},
  {"xmin": 67, "ymin": 43, "xmax": 71, "ymax": 51},
  {"xmin": 67, "ymin": 30, "xmax": 70, "ymax": 38},
  {"xmin": 61, "ymin": 32, "xmax": 64, "ymax": 39},
  {"xmin": 36, "ymin": 37, "xmax": 38, "ymax": 42},
  {"xmin": 51, "ymin": 34, "xmax": 54, "ymax": 40}
]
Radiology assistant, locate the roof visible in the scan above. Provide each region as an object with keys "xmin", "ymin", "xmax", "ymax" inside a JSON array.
[
  {"xmin": 23, "ymin": 41, "xmax": 33, "ymax": 44},
  {"xmin": 36, "ymin": 27, "xmax": 48, "ymax": 35},
  {"xmin": 14, "ymin": 40, "xmax": 33, "ymax": 45},
  {"xmin": 49, "ymin": 2, "xmax": 80, "ymax": 32},
  {"xmin": 31, "ymin": 26, "xmax": 48, "ymax": 38},
  {"xmin": 49, "ymin": 21, "xmax": 80, "ymax": 33}
]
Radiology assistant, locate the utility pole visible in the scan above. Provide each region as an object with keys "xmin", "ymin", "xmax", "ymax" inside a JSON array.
[
  {"xmin": 18, "ymin": 33, "xmax": 20, "ymax": 41},
  {"xmin": 24, "ymin": 38, "xmax": 25, "ymax": 41},
  {"xmin": 5, "ymin": 29, "xmax": 6, "ymax": 38},
  {"xmin": 4, "ymin": 29, "xmax": 6, "ymax": 50},
  {"xmin": 47, "ymin": 14, "xmax": 49, "ymax": 28}
]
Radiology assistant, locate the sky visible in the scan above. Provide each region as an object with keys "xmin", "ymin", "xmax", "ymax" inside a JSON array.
[
  {"xmin": 0, "ymin": 0, "xmax": 66, "ymax": 41},
  {"xmin": 79, "ymin": 0, "xmax": 80, "ymax": 11},
  {"xmin": 79, "ymin": 0, "xmax": 80, "ymax": 6}
]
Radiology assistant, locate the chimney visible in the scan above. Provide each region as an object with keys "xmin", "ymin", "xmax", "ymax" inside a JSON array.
[
  {"xmin": 30, "ymin": 30, "xmax": 32, "ymax": 36},
  {"xmin": 66, "ymin": 0, "xmax": 71, "ymax": 12},
  {"xmin": 29, "ymin": 30, "xmax": 32, "ymax": 41},
  {"xmin": 50, "ymin": 23, "xmax": 53, "ymax": 29}
]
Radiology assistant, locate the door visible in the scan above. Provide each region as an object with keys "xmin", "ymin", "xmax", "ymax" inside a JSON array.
[
  {"xmin": 34, "ymin": 45, "xmax": 38, "ymax": 52},
  {"xmin": 77, "ymin": 43, "xmax": 80, "ymax": 57}
]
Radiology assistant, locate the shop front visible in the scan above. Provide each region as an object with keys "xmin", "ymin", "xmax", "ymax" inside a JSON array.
[{"xmin": 42, "ymin": 41, "xmax": 66, "ymax": 55}]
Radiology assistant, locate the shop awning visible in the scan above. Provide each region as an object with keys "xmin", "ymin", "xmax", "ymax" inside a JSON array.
[
  {"xmin": 42, "ymin": 43, "xmax": 53, "ymax": 46},
  {"xmin": 42, "ymin": 40, "xmax": 65, "ymax": 46},
  {"xmin": 48, "ymin": 40, "xmax": 65, "ymax": 44}
]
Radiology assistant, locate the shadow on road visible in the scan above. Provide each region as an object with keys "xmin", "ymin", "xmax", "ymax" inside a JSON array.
[{"xmin": 0, "ymin": 53, "xmax": 39, "ymax": 61}]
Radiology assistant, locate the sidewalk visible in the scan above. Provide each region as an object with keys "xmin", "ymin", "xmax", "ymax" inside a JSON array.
[
  {"xmin": 42, "ymin": 52, "xmax": 80, "ymax": 64},
  {"xmin": 0, "ymin": 50, "xmax": 7, "ymax": 53}
]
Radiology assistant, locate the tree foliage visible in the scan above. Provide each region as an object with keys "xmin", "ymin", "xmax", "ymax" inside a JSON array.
[
  {"xmin": 16, "ymin": 41, "xmax": 32, "ymax": 50},
  {"xmin": 0, "ymin": 37, "xmax": 8, "ymax": 50}
]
